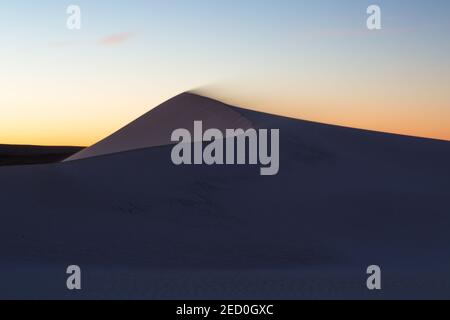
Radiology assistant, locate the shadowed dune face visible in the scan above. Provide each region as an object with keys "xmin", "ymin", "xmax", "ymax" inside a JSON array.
[
  {"xmin": 0, "ymin": 145, "xmax": 83, "ymax": 166},
  {"xmin": 1, "ymin": 93, "xmax": 450, "ymax": 299},
  {"xmin": 65, "ymin": 93, "xmax": 254, "ymax": 162}
]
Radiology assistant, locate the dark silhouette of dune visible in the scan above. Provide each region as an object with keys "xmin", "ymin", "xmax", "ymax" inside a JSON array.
[
  {"xmin": 0, "ymin": 145, "xmax": 83, "ymax": 166},
  {"xmin": 0, "ymin": 93, "xmax": 449, "ymax": 299}
]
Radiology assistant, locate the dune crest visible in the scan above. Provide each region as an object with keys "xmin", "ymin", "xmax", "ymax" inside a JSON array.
[{"xmin": 65, "ymin": 93, "xmax": 254, "ymax": 162}]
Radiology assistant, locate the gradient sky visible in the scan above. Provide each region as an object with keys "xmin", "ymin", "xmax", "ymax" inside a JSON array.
[{"xmin": 1, "ymin": 0, "xmax": 450, "ymax": 146}]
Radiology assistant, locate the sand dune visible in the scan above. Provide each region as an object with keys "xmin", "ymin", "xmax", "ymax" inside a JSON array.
[
  {"xmin": 0, "ymin": 144, "xmax": 82, "ymax": 166},
  {"xmin": 65, "ymin": 93, "xmax": 253, "ymax": 162},
  {"xmin": 1, "ymin": 93, "xmax": 450, "ymax": 299}
]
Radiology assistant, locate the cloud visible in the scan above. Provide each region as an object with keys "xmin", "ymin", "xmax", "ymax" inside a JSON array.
[{"xmin": 99, "ymin": 33, "xmax": 134, "ymax": 46}]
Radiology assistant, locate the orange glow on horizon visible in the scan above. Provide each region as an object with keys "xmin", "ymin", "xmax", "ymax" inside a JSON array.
[{"xmin": 1, "ymin": 93, "xmax": 449, "ymax": 147}]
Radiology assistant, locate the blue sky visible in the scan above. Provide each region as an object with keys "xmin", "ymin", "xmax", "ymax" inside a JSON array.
[{"xmin": 1, "ymin": 0, "xmax": 450, "ymax": 144}]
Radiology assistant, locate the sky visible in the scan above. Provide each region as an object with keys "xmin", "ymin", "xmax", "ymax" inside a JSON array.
[{"xmin": 1, "ymin": 0, "xmax": 450, "ymax": 146}]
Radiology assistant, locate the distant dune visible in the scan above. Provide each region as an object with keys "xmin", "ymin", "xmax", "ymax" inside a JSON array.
[
  {"xmin": 1, "ymin": 93, "xmax": 449, "ymax": 299},
  {"xmin": 0, "ymin": 145, "xmax": 83, "ymax": 166}
]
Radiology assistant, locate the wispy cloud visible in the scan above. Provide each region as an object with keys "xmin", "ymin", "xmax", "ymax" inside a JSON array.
[{"xmin": 99, "ymin": 32, "xmax": 134, "ymax": 46}]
